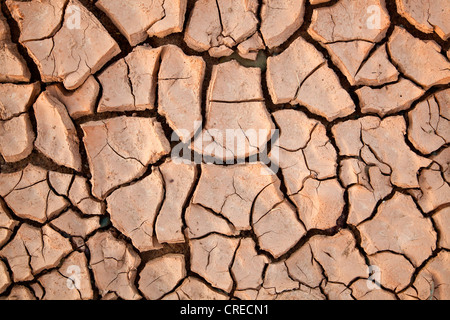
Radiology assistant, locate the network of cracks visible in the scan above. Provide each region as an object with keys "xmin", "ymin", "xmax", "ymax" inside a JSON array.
[{"xmin": 0, "ymin": 0, "xmax": 449, "ymax": 300}]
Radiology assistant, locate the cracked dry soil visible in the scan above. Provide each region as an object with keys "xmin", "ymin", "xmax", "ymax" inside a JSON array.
[{"xmin": 0, "ymin": 0, "xmax": 449, "ymax": 300}]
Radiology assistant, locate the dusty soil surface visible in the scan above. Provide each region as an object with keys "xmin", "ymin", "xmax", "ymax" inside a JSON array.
[{"xmin": 0, "ymin": 0, "xmax": 449, "ymax": 300}]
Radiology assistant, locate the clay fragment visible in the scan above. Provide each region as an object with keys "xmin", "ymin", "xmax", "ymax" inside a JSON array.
[
  {"xmin": 354, "ymin": 44, "xmax": 399, "ymax": 86},
  {"xmin": 308, "ymin": 0, "xmax": 390, "ymax": 42},
  {"xmin": 269, "ymin": 110, "xmax": 337, "ymax": 195},
  {"xmin": 237, "ymin": 33, "xmax": 265, "ymax": 60},
  {"xmin": 29, "ymin": 283, "xmax": 44, "ymax": 300},
  {"xmin": 190, "ymin": 234, "xmax": 240, "ymax": 292},
  {"xmin": 96, "ymin": 0, "xmax": 164, "ymax": 46},
  {"xmin": 399, "ymin": 251, "xmax": 450, "ymax": 300},
  {"xmin": 309, "ymin": 229, "xmax": 368, "ymax": 285},
  {"xmin": 260, "ymin": 0, "xmax": 306, "ymax": 49},
  {"xmin": 101, "ymin": 293, "xmax": 118, "ymax": 300},
  {"xmin": 158, "ymin": 45, "xmax": 205, "ymax": 142},
  {"xmin": 107, "ymin": 170, "xmax": 164, "ymax": 252},
  {"xmin": 253, "ymin": 200, "xmax": 306, "ymax": 258},
  {"xmin": 0, "ymin": 43, "xmax": 32, "ymax": 83},
  {"xmin": 0, "ymin": 260, "xmax": 11, "ymax": 294},
  {"xmin": 368, "ymin": 251, "xmax": 415, "ymax": 292},
  {"xmin": 185, "ymin": 203, "xmax": 238, "ymax": 239},
  {"xmin": 231, "ymin": 238, "xmax": 269, "ymax": 290},
  {"xmin": 322, "ymin": 282, "xmax": 353, "ymax": 300},
  {"xmin": 433, "ymin": 207, "xmax": 450, "ymax": 250},
  {"xmin": 0, "ymin": 203, "xmax": 18, "ymax": 247},
  {"xmin": 9, "ymin": 0, "xmax": 120, "ymax": 90},
  {"xmin": 388, "ymin": 27, "xmax": 450, "ymax": 89},
  {"xmin": 0, "ymin": 286, "xmax": 35, "ymax": 300},
  {"xmin": 208, "ymin": 46, "xmax": 234, "ymax": 58},
  {"xmin": 98, "ymin": 46, "xmax": 161, "ymax": 113},
  {"xmin": 432, "ymin": 147, "xmax": 450, "ymax": 184},
  {"xmin": 194, "ymin": 61, "xmax": 274, "ymax": 159},
  {"xmin": 250, "ymin": 285, "xmax": 325, "ymax": 300},
  {"xmin": 147, "ymin": 0, "xmax": 188, "ymax": 38},
  {"xmin": 183, "ymin": 0, "xmax": 222, "ymax": 52},
  {"xmin": 48, "ymin": 171, "xmax": 73, "ymax": 196},
  {"xmin": 340, "ymin": 159, "xmax": 368, "ymax": 188},
  {"xmin": 0, "ymin": 72, "xmax": 38, "ymax": 162},
  {"xmin": 0, "ymin": 114, "xmax": 35, "ymax": 162},
  {"xmin": 272, "ymin": 109, "xmax": 317, "ymax": 151},
  {"xmin": 0, "ymin": 11, "xmax": 10, "ymax": 42},
  {"xmin": 412, "ymin": 167, "xmax": 450, "ymax": 213},
  {"xmin": 184, "ymin": 0, "xmax": 258, "ymax": 56},
  {"xmin": 357, "ymin": 78, "xmax": 425, "ymax": 116},
  {"xmin": 408, "ymin": 91, "xmax": 450, "ymax": 155},
  {"xmin": 163, "ymin": 277, "xmax": 229, "ymax": 300},
  {"xmin": 286, "ymin": 244, "xmax": 324, "ymax": 288},
  {"xmin": 81, "ymin": 116, "xmax": 170, "ymax": 199},
  {"xmin": 435, "ymin": 89, "xmax": 450, "ymax": 122},
  {"xmin": 155, "ymin": 160, "xmax": 197, "ymax": 244},
  {"xmin": 0, "ymin": 223, "xmax": 72, "ymax": 282},
  {"xmin": 47, "ymin": 76, "xmax": 99, "ymax": 119},
  {"xmin": 33, "ymin": 92, "xmax": 82, "ymax": 171},
  {"xmin": 359, "ymin": 192, "xmax": 437, "ymax": 266},
  {"xmin": 350, "ymin": 279, "xmax": 396, "ymax": 300},
  {"xmin": 6, "ymin": 0, "xmax": 67, "ymax": 42},
  {"xmin": 87, "ymin": 231, "xmax": 141, "ymax": 300},
  {"xmin": 267, "ymin": 36, "xmax": 355, "ymax": 121},
  {"xmin": 345, "ymin": 164, "xmax": 392, "ymax": 225},
  {"xmin": 50, "ymin": 209, "xmax": 100, "ymax": 238},
  {"xmin": 139, "ymin": 254, "xmax": 186, "ymax": 300},
  {"xmin": 0, "ymin": 10, "xmax": 31, "ymax": 82},
  {"xmin": 68, "ymin": 176, "xmax": 103, "ymax": 216},
  {"xmin": 252, "ymin": 181, "xmax": 283, "ymax": 223},
  {"xmin": 0, "ymin": 164, "xmax": 69, "ymax": 223},
  {"xmin": 324, "ymin": 40, "xmax": 375, "ymax": 86},
  {"xmin": 200, "ymin": 103, "xmax": 272, "ymax": 157},
  {"xmin": 308, "ymin": 0, "xmax": 390, "ymax": 85},
  {"xmin": 48, "ymin": 171, "xmax": 102, "ymax": 218},
  {"xmin": 0, "ymin": 82, "xmax": 40, "ymax": 120},
  {"xmin": 291, "ymin": 178, "xmax": 345, "ymax": 230},
  {"xmin": 396, "ymin": 0, "xmax": 450, "ymax": 40},
  {"xmin": 263, "ymin": 262, "xmax": 299, "ymax": 293},
  {"xmin": 332, "ymin": 116, "xmax": 431, "ymax": 188},
  {"xmin": 193, "ymin": 163, "xmax": 277, "ymax": 231},
  {"xmin": 38, "ymin": 251, "xmax": 93, "ymax": 300},
  {"xmin": 208, "ymin": 60, "xmax": 264, "ymax": 102}
]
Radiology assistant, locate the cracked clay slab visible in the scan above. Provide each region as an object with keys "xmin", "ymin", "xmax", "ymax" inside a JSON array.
[
  {"xmin": 107, "ymin": 169, "xmax": 164, "ymax": 252},
  {"xmin": 81, "ymin": 116, "xmax": 170, "ymax": 200},
  {"xmin": 396, "ymin": 0, "xmax": 450, "ymax": 40},
  {"xmin": 1, "ymin": 0, "xmax": 450, "ymax": 302},
  {"xmin": 193, "ymin": 60, "xmax": 274, "ymax": 160},
  {"xmin": 184, "ymin": 0, "xmax": 259, "ymax": 56},
  {"xmin": 98, "ymin": 45, "xmax": 161, "ymax": 113},
  {"xmin": 8, "ymin": 0, "xmax": 121, "ymax": 90},
  {"xmin": 266, "ymin": 36, "xmax": 355, "ymax": 121},
  {"xmin": 0, "ymin": 9, "xmax": 31, "ymax": 83},
  {"xmin": 0, "ymin": 223, "xmax": 72, "ymax": 282},
  {"xmin": 33, "ymin": 91, "xmax": 82, "ymax": 171},
  {"xmin": 0, "ymin": 164, "xmax": 69, "ymax": 224},
  {"xmin": 87, "ymin": 230, "xmax": 141, "ymax": 300}
]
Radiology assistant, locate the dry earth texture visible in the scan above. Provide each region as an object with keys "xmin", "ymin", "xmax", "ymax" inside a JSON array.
[{"xmin": 0, "ymin": 0, "xmax": 449, "ymax": 300}]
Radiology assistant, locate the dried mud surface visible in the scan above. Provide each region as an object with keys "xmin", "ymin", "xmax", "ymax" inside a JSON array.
[{"xmin": 0, "ymin": 0, "xmax": 449, "ymax": 300}]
